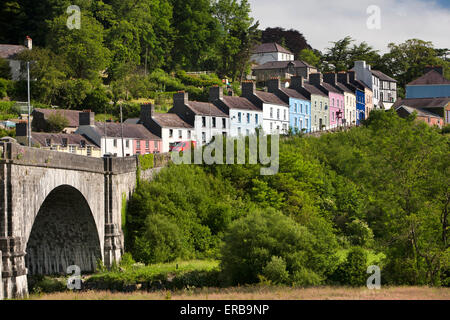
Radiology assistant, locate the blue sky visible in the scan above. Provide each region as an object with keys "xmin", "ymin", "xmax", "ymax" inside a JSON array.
[{"xmin": 248, "ymin": 0, "xmax": 450, "ymax": 53}]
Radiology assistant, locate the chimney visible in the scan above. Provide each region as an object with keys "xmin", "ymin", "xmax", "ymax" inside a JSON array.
[
  {"xmin": 290, "ymin": 76, "xmax": 305, "ymax": 90},
  {"xmin": 309, "ymin": 73, "xmax": 323, "ymax": 86},
  {"xmin": 24, "ymin": 36, "xmax": 32, "ymax": 50},
  {"xmin": 241, "ymin": 81, "xmax": 256, "ymax": 97},
  {"xmin": 323, "ymin": 73, "xmax": 337, "ymax": 85},
  {"xmin": 140, "ymin": 104, "xmax": 155, "ymax": 125},
  {"xmin": 79, "ymin": 110, "xmax": 95, "ymax": 126},
  {"xmin": 424, "ymin": 65, "xmax": 443, "ymax": 76},
  {"xmin": 354, "ymin": 61, "xmax": 366, "ymax": 70},
  {"xmin": 267, "ymin": 78, "xmax": 281, "ymax": 94},
  {"xmin": 173, "ymin": 91, "xmax": 189, "ymax": 109},
  {"xmin": 15, "ymin": 122, "xmax": 28, "ymax": 137},
  {"xmin": 348, "ymin": 71, "xmax": 356, "ymax": 82},
  {"xmin": 209, "ymin": 86, "xmax": 223, "ymax": 102},
  {"xmin": 337, "ymin": 72, "xmax": 350, "ymax": 84}
]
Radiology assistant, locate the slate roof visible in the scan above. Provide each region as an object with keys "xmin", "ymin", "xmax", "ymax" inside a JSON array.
[
  {"xmin": 187, "ymin": 101, "xmax": 228, "ymax": 117},
  {"xmin": 334, "ymin": 82, "xmax": 354, "ymax": 93},
  {"xmin": 302, "ymin": 82, "xmax": 328, "ymax": 97},
  {"xmin": 124, "ymin": 118, "xmax": 140, "ymax": 124},
  {"xmin": 279, "ymin": 88, "xmax": 309, "ymax": 101},
  {"xmin": 151, "ymin": 113, "xmax": 193, "ymax": 128},
  {"xmin": 320, "ymin": 82, "xmax": 343, "ymax": 94},
  {"xmin": 252, "ymin": 42, "xmax": 293, "ymax": 55},
  {"xmin": 255, "ymin": 91, "xmax": 289, "ymax": 106},
  {"xmin": 392, "ymin": 97, "xmax": 450, "ymax": 109},
  {"xmin": 371, "ymin": 70, "xmax": 397, "ymax": 82},
  {"xmin": 222, "ymin": 96, "xmax": 261, "ymax": 111},
  {"xmin": 253, "ymin": 60, "xmax": 314, "ymax": 70},
  {"xmin": 33, "ymin": 108, "xmax": 81, "ymax": 127},
  {"xmin": 396, "ymin": 105, "xmax": 442, "ymax": 118},
  {"xmin": 94, "ymin": 122, "xmax": 161, "ymax": 140},
  {"xmin": 31, "ymin": 132, "xmax": 99, "ymax": 147},
  {"xmin": 407, "ymin": 70, "xmax": 450, "ymax": 86},
  {"xmin": 0, "ymin": 44, "xmax": 27, "ymax": 59}
]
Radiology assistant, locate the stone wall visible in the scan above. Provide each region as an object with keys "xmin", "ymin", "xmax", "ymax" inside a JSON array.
[{"xmin": 0, "ymin": 250, "xmax": 3, "ymax": 300}]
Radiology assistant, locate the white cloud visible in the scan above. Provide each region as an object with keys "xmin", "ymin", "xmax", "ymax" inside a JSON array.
[{"xmin": 248, "ymin": 0, "xmax": 450, "ymax": 53}]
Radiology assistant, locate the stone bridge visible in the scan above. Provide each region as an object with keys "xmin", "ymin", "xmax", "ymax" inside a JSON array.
[{"xmin": 0, "ymin": 142, "xmax": 168, "ymax": 299}]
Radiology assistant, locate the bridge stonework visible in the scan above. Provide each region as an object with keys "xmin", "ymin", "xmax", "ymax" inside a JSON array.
[{"xmin": 0, "ymin": 142, "xmax": 162, "ymax": 299}]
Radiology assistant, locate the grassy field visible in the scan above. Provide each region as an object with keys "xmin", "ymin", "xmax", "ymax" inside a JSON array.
[{"xmin": 29, "ymin": 286, "xmax": 450, "ymax": 300}]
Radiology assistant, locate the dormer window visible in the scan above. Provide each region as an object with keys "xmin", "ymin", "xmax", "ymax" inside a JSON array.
[
  {"xmin": 80, "ymin": 140, "xmax": 86, "ymax": 148},
  {"xmin": 62, "ymin": 138, "xmax": 68, "ymax": 147},
  {"xmin": 45, "ymin": 138, "xmax": 51, "ymax": 147}
]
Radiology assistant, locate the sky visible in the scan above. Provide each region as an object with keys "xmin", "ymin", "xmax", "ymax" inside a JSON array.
[{"xmin": 247, "ymin": 0, "xmax": 450, "ymax": 54}]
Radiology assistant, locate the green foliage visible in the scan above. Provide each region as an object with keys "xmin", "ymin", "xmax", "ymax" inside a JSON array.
[
  {"xmin": 331, "ymin": 247, "xmax": 368, "ymax": 286},
  {"xmin": 46, "ymin": 112, "xmax": 69, "ymax": 133},
  {"xmin": 262, "ymin": 256, "xmax": 290, "ymax": 285},
  {"xmin": 0, "ymin": 78, "xmax": 13, "ymax": 98},
  {"xmin": 0, "ymin": 58, "xmax": 11, "ymax": 80},
  {"xmin": 28, "ymin": 276, "xmax": 67, "ymax": 294},
  {"xmin": 139, "ymin": 154, "xmax": 155, "ymax": 170},
  {"xmin": 119, "ymin": 253, "xmax": 136, "ymax": 269},
  {"xmin": 299, "ymin": 49, "xmax": 321, "ymax": 68}
]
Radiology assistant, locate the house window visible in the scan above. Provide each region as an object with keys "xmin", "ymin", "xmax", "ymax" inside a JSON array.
[
  {"xmin": 212, "ymin": 117, "xmax": 216, "ymax": 128},
  {"xmin": 306, "ymin": 119, "xmax": 309, "ymax": 129},
  {"xmin": 69, "ymin": 145, "xmax": 76, "ymax": 153},
  {"xmin": 202, "ymin": 117, "xmax": 206, "ymax": 127},
  {"xmin": 202, "ymin": 132, "xmax": 206, "ymax": 143},
  {"xmin": 126, "ymin": 140, "xmax": 129, "ymax": 148},
  {"xmin": 247, "ymin": 113, "xmax": 250, "ymax": 123},
  {"xmin": 300, "ymin": 119, "xmax": 303, "ymax": 129},
  {"xmin": 294, "ymin": 118, "xmax": 298, "ymax": 127},
  {"xmin": 332, "ymin": 98, "xmax": 334, "ymax": 106},
  {"xmin": 113, "ymin": 139, "xmax": 117, "ymax": 147},
  {"xmin": 238, "ymin": 112, "xmax": 242, "ymax": 123},
  {"xmin": 270, "ymin": 122, "xmax": 273, "ymax": 130},
  {"xmin": 270, "ymin": 108, "xmax": 273, "ymax": 118},
  {"xmin": 238, "ymin": 127, "xmax": 241, "ymax": 135},
  {"xmin": 284, "ymin": 109, "xmax": 287, "ymax": 120},
  {"xmin": 246, "ymin": 129, "xmax": 249, "ymax": 136},
  {"xmin": 222, "ymin": 118, "xmax": 226, "ymax": 128},
  {"xmin": 188, "ymin": 130, "xmax": 191, "ymax": 139},
  {"xmin": 277, "ymin": 109, "xmax": 280, "ymax": 120},
  {"xmin": 179, "ymin": 130, "xmax": 182, "ymax": 139},
  {"xmin": 169, "ymin": 129, "xmax": 173, "ymax": 138},
  {"xmin": 255, "ymin": 114, "xmax": 259, "ymax": 124},
  {"xmin": 320, "ymin": 102, "xmax": 322, "ymax": 110},
  {"xmin": 294, "ymin": 104, "xmax": 297, "ymax": 113},
  {"xmin": 87, "ymin": 146, "xmax": 92, "ymax": 157},
  {"xmin": 146, "ymin": 140, "xmax": 150, "ymax": 149}
]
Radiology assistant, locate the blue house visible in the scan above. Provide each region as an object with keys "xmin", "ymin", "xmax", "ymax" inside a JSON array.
[
  {"xmin": 355, "ymin": 89, "xmax": 365, "ymax": 124},
  {"xmin": 267, "ymin": 78, "xmax": 311, "ymax": 133},
  {"xmin": 406, "ymin": 66, "xmax": 450, "ymax": 99}
]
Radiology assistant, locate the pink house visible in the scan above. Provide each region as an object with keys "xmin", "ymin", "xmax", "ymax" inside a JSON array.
[
  {"xmin": 322, "ymin": 73, "xmax": 345, "ymax": 128},
  {"xmin": 134, "ymin": 139, "xmax": 162, "ymax": 155}
]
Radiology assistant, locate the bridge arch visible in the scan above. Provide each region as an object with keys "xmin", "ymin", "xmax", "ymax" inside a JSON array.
[{"xmin": 25, "ymin": 185, "xmax": 102, "ymax": 275}]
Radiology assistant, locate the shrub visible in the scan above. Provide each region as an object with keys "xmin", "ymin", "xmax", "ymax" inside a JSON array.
[
  {"xmin": 221, "ymin": 208, "xmax": 330, "ymax": 286},
  {"xmin": 46, "ymin": 112, "xmax": 69, "ymax": 132},
  {"xmin": 139, "ymin": 154, "xmax": 154, "ymax": 170},
  {"xmin": 331, "ymin": 247, "xmax": 368, "ymax": 286},
  {"xmin": 84, "ymin": 87, "xmax": 111, "ymax": 114},
  {"xmin": 0, "ymin": 58, "xmax": 11, "ymax": 79},
  {"xmin": 262, "ymin": 256, "xmax": 290, "ymax": 285},
  {"xmin": 346, "ymin": 219, "xmax": 374, "ymax": 247},
  {"xmin": 133, "ymin": 214, "xmax": 186, "ymax": 264},
  {"xmin": 291, "ymin": 268, "xmax": 323, "ymax": 287},
  {"xmin": 120, "ymin": 252, "xmax": 136, "ymax": 269}
]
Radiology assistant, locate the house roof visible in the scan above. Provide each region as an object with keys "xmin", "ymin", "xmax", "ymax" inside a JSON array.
[
  {"xmin": 222, "ymin": 96, "xmax": 261, "ymax": 111},
  {"xmin": 371, "ymin": 70, "xmax": 397, "ymax": 82},
  {"xmin": 302, "ymin": 82, "xmax": 328, "ymax": 97},
  {"xmin": 31, "ymin": 132, "xmax": 99, "ymax": 147},
  {"xmin": 124, "ymin": 118, "xmax": 140, "ymax": 124},
  {"xmin": 396, "ymin": 105, "xmax": 442, "ymax": 118},
  {"xmin": 392, "ymin": 97, "xmax": 450, "ymax": 109},
  {"xmin": 407, "ymin": 70, "xmax": 450, "ymax": 86},
  {"xmin": 252, "ymin": 42, "xmax": 293, "ymax": 55},
  {"xmin": 320, "ymin": 82, "xmax": 343, "ymax": 94},
  {"xmin": 151, "ymin": 113, "xmax": 193, "ymax": 128},
  {"xmin": 0, "ymin": 44, "xmax": 27, "ymax": 59},
  {"xmin": 33, "ymin": 108, "xmax": 81, "ymax": 127},
  {"xmin": 334, "ymin": 82, "xmax": 354, "ymax": 94},
  {"xmin": 94, "ymin": 122, "xmax": 161, "ymax": 140},
  {"xmin": 255, "ymin": 91, "xmax": 289, "ymax": 106},
  {"xmin": 252, "ymin": 60, "xmax": 314, "ymax": 70},
  {"xmin": 187, "ymin": 101, "xmax": 228, "ymax": 117},
  {"xmin": 279, "ymin": 88, "xmax": 309, "ymax": 100}
]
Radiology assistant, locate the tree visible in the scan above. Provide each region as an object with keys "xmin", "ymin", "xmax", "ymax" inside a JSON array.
[
  {"xmin": 46, "ymin": 12, "xmax": 111, "ymax": 81},
  {"xmin": 213, "ymin": 0, "xmax": 260, "ymax": 80},
  {"xmin": 260, "ymin": 27, "xmax": 311, "ymax": 59},
  {"xmin": 298, "ymin": 49, "xmax": 321, "ymax": 68},
  {"xmin": 0, "ymin": 57, "xmax": 11, "ymax": 79}
]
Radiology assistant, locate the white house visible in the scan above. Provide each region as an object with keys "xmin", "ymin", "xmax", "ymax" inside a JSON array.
[
  {"xmin": 75, "ymin": 111, "xmax": 162, "ymax": 157},
  {"xmin": 250, "ymin": 42, "xmax": 294, "ymax": 65},
  {"xmin": 0, "ymin": 36, "xmax": 32, "ymax": 81},
  {"xmin": 139, "ymin": 104, "xmax": 195, "ymax": 153},
  {"xmin": 170, "ymin": 92, "xmax": 230, "ymax": 147},
  {"xmin": 242, "ymin": 82, "xmax": 289, "ymax": 135},
  {"xmin": 353, "ymin": 61, "xmax": 397, "ymax": 110},
  {"xmin": 209, "ymin": 87, "xmax": 263, "ymax": 137}
]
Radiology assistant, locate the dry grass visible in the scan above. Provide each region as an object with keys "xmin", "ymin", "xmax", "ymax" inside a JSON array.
[{"xmin": 29, "ymin": 286, "xmax": 449, "ymax": 300}]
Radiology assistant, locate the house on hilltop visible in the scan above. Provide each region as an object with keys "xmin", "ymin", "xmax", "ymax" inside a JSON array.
[{"xmin": 0, "ymin": 36, "xmax": 32, "ymax": 80}]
